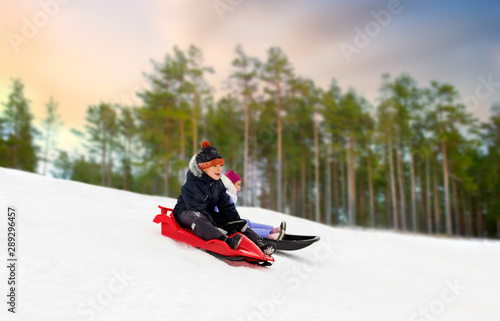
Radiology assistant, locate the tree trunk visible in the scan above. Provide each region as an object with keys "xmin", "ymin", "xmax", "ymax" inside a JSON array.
[
  {"xmin": 283, "ymin": 165, "xmax": 289, "ymax": 214},
  {"xmin": 433, "ymin": 165, "xmax": 440, "ymax": 233},
  {"xmin": 387, "ymin": 131, "xmax": 398, "ymax": 229},
  {"xmin": 426, "ymin": 156, "xmax": 432, "ymax": 233},
  {"xmin": 385, "ymin": 184, "xmax": 391, "ymax": 228},
  {"xmin": 415, "ymin": 161, "xmax": 422, "ymax": 232},
  {"xmin": 276, "ymin": 81, "xmax": 283, "ymax": 213},
  {"xmin": 451, "ymin": 177, "xmax": 460, "ymax": 235},
  {"xmin": 123, "ymin": 161, "xmax": 128, "ymax": 191},
  {"xmin": 164, "ymin": 159, "xmax": 169, "ymax": 197},
  {"xmin": 178, "ymin": 90, "xmax": 185, "ymax": 161},
  {"xmin": 467, "ymin": 197, "xmax": 474, "ymax": 237},
  {"xmin": 107, "ymin": 153, "xmax": 113, "ymax": 187},
  {"xmin": 396, "ymin": 136, "xmax": 406, "ymax": 230},
  {"xmin": 252, "ymin": 137, "xmax": 258, "ymax": 206},
  {"xmin": 409, "ymin": 153, "xmax": 417, "ymax": 231},
  {"xmin": 12, "ymin": 135, "xmax": 18, "ymax": 168},
  {"xmin": 290, "ymin": 174, "xmax": 296, "ymax": 216},
  {"xmin": 359, "ymin": 181, "xmax": 366, "ymax": 226},
  {"xmin": 260, "ymin": 186, "xmax": 268, "ymax": 209},
  {"xmin": 339, "ymin": 136, "xmax": 347, "ymax": 221},
  {"xmin": 477, "ymin": 199, "xmax": 483, "ymax": 237},
  {"xmin": 461, "ymin": 188, "xmax": 470, "ymax": 236},
  {"xmin": 314, "ymin": 117, "xmax": 320, "ymax": 222},
  {"xmin": 43, "ymin": 126, "xmax": 51, "ymax": 176},
  {"xmin": 325, "ymin": 144, "xmax": 332, "ymax": 225},
  {"xmin": 123, "ymin": 135, "xmax": 131, "ymax": 191},
  {"xmin": 243, "ymin": 93, "xmax": 249, "ymax": 206},
  {"xmin": 192, "ymin": 91, "xmax": 199, "ymax": 156},
  {"xmin": 301, "ymin": 154, "xmax": 306, "ymax": 218},
  {"xmin": 179, "ymin": 120, "xmax": 185, "ymax": 160},
  {"xmin": 164, "ymin": 118, "xmax": 171, "ymax": 197},
  {"xmin": 191, "ymin": 72, "xmax": 199, "ymax": 156},
  {"xmin": 441, "ymin": 139, "xmax": 452, "ymax": 235},
  {"xmin": 367, "ymin": 147, "xmax": 375, "ymax": 228},
  {"xmin": 347, "ymin": 136, "xmax": 356, "ymax": 226},
  {"xmin": 267, "ymin": 160, "xmax": 275, "ymax": 211},
  {"xmin": 101, "ymin": 139, "xmax": 107, "ymax": 186},
  {"xmin": 332, "ymin": 142, "xmax": 340, "ymax": 225}
]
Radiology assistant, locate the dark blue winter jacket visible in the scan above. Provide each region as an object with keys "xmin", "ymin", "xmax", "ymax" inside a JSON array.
[{"xmin": 173, "ymin": 156, "xmax": 240, "ymax": 227}]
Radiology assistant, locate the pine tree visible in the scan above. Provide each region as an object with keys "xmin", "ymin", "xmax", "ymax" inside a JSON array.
[
  {"xmin": 0, "ymin": 116, "xmax": 7, "ymax": 164},
  {"xmin": 1, "ymin": 78, "xmax": 38, "ymax": 171},
  {"xmin": 322, "ymin": 80, "xmax": 343, "ymax": 224},
  {"xmin": 338, "ymin": 90, "xmax": 364, "ymax": 225},
  {"xmin": 261, "ymin": 47, "xmax": 294, "ymax": 212},
  {"xmin": 83, "ymin": 102, "xmax": 117, "ymax": 186},
  {"xmin": 40, "ymin": 96, "xmax": 62, "ymax": 175},
  {"xmin": 286, "ymin": 77, "xmax": 320, "ymax": 220},
  {"xmin": 391, "ymin": 74, "xmax": 421, "ymax": 231},
  {"xmin": 51, "ymin": 150, "xmax": 72, "ymax": 179},
  {"xmin": 427, "ymin": 81, "xmax": 473, "ymax": 235},
  {"xmin": 231, "ymin": 45, "xmax": 260, "ymax": 206},
  {"xmin": 377, "ymin": 74, "xmax": 398, "ymax": 229},
  {"xmin": 360, "ymin": 111, "xmax": 377, "ymax": 227},
  {"xmin": 136, "ymin": 87, "xmax": 176, "ymax": 196},
  {"xmin": 117, "ymin": 105, "xmax": 137, "ymax": 191},
  {"xmin": 479, "ymin": 104, "xmax": 500, "ymax": 237},
  {"xmin": 188, "ymin": 44, "xmax": 214, "ymax": 156}
]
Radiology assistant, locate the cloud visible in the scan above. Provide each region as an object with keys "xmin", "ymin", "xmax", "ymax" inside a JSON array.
[{"xmin": 1, "ymin": 0, "xmax": 499, "ymax": 153}]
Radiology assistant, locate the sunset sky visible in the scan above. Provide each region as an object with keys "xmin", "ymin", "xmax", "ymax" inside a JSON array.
[{"xmin": 1, "ymin": 0, "xmax": 500, "ymax": 155}]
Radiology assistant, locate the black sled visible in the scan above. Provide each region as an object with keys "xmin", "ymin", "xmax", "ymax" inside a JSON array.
[{"xmin": 263, "ymin": 234, "xmax": 320, "ymax": 251}]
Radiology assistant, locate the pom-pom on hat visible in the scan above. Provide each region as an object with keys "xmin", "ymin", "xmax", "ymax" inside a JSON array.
[
  {"xmin": 224, "ymin": 170, "xmax": 241, "ymax": 184},
  {"xmin": 196, "ymin": 140, "xmax": 224, "ymax": 170}
]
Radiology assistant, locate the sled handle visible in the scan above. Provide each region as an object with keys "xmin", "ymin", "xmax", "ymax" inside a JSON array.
[{"xmin": 158, "ymin": 205, "xmax": 174, "ymax": 216}]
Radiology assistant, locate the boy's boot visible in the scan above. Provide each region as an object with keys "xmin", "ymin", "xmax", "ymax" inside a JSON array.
[
  {"xmin": 255, "ymin": 239, "xmax": 277, "ymax": 255},
  {"xmin": 224, "ymin": 234, "xmax": 243, "ymax": 250}
]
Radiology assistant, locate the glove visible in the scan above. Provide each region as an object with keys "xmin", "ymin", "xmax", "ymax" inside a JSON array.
[{"xmin": 224, "ymin": 220, "xmax": 248, "ymax": 235}]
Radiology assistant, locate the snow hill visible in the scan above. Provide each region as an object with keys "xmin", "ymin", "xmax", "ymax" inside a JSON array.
[{"xmin": 1, "ymin": 167, "xmax": 499, "ymax": 321}]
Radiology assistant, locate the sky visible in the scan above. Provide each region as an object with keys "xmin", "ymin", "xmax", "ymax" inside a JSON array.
[{"xmin": 1, "ymin": 0, "xmax": 500, "ymax": 156}]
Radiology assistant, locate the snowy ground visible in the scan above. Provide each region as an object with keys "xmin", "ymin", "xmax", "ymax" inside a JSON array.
[{"xmin": 1, "ymin": 167, "xmax": 499, "ymax": 321}]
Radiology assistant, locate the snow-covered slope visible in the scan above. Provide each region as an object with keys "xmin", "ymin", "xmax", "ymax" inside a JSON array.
[{"xmin": 1, "ymin": 167, "xmax": 499, "ymax": 321}]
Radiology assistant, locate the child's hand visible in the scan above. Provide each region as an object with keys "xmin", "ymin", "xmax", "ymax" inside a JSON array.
[{"xmin": 224, "ymin": 220, "xmax": 248, "ymax": 235}]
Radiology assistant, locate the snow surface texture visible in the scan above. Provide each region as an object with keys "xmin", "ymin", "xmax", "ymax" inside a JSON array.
[{"xmin": 1, "ymin": 167, "xmax": 499, "ymax": 321}]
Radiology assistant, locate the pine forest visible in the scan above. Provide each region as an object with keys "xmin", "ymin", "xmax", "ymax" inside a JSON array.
[{"xmin": 2, "ymin": 45, "xmax": 500, "ymax": 239}]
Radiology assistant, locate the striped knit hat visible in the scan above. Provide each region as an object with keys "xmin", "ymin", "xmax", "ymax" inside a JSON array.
[{"xmin": 196, "ymin": 141, "xmax": 224, "ymax": 170}]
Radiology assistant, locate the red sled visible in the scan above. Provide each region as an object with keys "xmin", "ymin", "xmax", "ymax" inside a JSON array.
[{"xmin": 153, "ymin": 206, "xmax": 274, "ymax": 266}]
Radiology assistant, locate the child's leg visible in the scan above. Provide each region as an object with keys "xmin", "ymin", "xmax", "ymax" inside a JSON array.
[
  {"xmin": 241, "ymin": 227, "xmax": 263, "ymax": 244},
  {"xmin": 249, "ymin": 227, "xmax": 273, "ymax": 239},
  {"xmin": 246, "ymin": 220, "xmax": 274, "ymax": 234},
  {"xmin": 242, "ymin": 227, "xmax": 277, "ymax": 255},
  {"xmin": 177, "ymin": 210, "xmax": 225, "ymax": 241}
]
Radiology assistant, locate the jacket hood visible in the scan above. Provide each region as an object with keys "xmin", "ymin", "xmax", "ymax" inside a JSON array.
[
  {"xmin": 221, "ymin": 174, "xmax": 238, "ymax": 197},
  {"xmin": 188, "ymin": 154, "xmax": 203, "ymax": 177}
]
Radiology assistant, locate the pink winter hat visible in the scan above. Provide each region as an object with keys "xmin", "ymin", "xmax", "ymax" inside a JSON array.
[{"xmin": 224, "ymin": 170, "xmax": 241, "ymax": 184}]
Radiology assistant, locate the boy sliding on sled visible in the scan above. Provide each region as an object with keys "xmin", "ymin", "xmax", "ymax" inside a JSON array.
[{"xmin": 172, "ymin": 141, "xmax": 276, "ymax": 255}]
